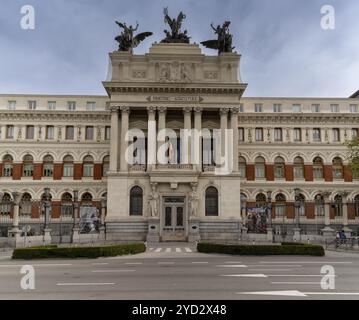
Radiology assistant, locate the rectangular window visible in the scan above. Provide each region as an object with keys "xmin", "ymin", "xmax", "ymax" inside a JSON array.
[
  {"xmin": 238, "ymin": 128, "xmax": 244, "ymax": 141},
  {"xmin": 7, "ymin": 101, "xmax": 16, "ymax": 110},
  {"xmin": 330, "ymin": 104, "xmax": 340, "ymax": 113},
  {"xmin": 255, "ymin": 164, "xmax": 265, "ymax": 178},
  {"xmin": 86, "ymin": 102, "xmax": 96, "ymax": 111},
  {"xmin": 23, "ymin": 164, "xmax": 33, "ymax": 177},
  {"xmin": 294, "ymin": 128, "xmax": 302, "ymax": 142},
  {"xmin": 46, "ymin": 126, "xmax": 54, "ymax": 140},
  {"xmin": 350, "ymin": 104, "xmax": 358, "ymax": 113},
  {"xmin": 43, "ymin": 164, "xmax": 53, "ymax": 177},
  {"xmin": 254, "ymin": 103, "xmax": 263, "ymax": 113},
  {"xmin": 239, "ymin": 104, "xmax": 244, "ymax": 112},
  {"xmin": 105, "ymin": 126, "xmax": 111, "ymax": 140},
  {"xmin": 239, "ymin": 164, "xmax": 246, "ymax": 178},
  {"xmin": 67, "ymin": 101, "xmax": 76, "ymax": 111},
  {"xmin": 352, "ymin": 128, "xmax": 359, "ymax": 139},
  {"xmin": 332, "ymin": 128, "xmax": 340, "ymax": 142},
  {"xmin": 28, "ymin": 101, "xmax": 37, "ymax": 110},
  {"xmin": 274, "ymin": 128, "xmax": 283, "ymax": 141},
  {"xmin": 26, "ymin": 125, "xmax": 34, "ymax": 139},
  {"xmin": 63, "ymin": 164, "xmax": 73, "ymax": 177},
  {"xmin": 83, "ymin": 164, "xmax": 94, "ymax": 177},
  {"xmin": 273, "ymin": 104, "xmax": 282, "ymax": 113},
  {"xmin": 65, "ymin": 126, "xmax": 74, "ymax": 140},
  {"xmin": 85, "ymin": 126, "xmax": 94, "ymax": 140},
  {"xmin": 313, "ymin": 128, "xmax": 321, "ymax": 141},
  {"xmin": 47, "ymin": 101, "xmax": 56, "ymax": 110},
  {"xmin": 255, "ymin": 128, "xmax": 263, "ymax": 141},
  {"xmin": 311, "ymin": 104, "xmax": 320, "ymax": 113},
  {"xmin": 293, "ymin": 104, "xmax": 302, "ymax": 113},
  {"xmin": 6, "ymin": 125, "xmax": 14, "ymax": 139}
]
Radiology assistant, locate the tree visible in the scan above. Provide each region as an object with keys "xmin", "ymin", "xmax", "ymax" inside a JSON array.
[{"xmin": 344, "ymin": 137, "xmax": 359, "ymax": 178}]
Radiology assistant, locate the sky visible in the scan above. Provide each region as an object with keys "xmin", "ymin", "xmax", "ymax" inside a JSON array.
[{"xmin": 0, "ymin": 0, "xmax": 358, "ymax": 97}]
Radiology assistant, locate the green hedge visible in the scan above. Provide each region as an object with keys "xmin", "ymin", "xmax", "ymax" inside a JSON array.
[
  {"xmin": 12, "ymin": 243, "xmax": 146, "ymax": 260},
  {"xmin": 197, "ymin": 242, "xmax": 325, "ymax": 256},
  {"xmin": 281, "ymin": 242, "xmax": 305, "ymax": 246}
]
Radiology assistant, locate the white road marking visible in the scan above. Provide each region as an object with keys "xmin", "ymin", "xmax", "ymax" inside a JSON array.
[
  {"xmin": 158, "ymin": 262, "xmax": 175, "ymax": 265},
  {"xmin": 224, "ymin": 261, "xmax": 242, "ymax": 264},
  {"xmin": 184, "ymin": 248, "xmax": 192, "ymax": 252},
  {"xmin": 92, "ymin": 263, "xmax": 108, "ymax": 266},
  {"xmin": 247, "ymin": 265, "xmax": 302, "ymax": 267},
  {"xmin": 57, "ymin": 282, "xmax": 115, "ymax": 286},
  {"xmin": 249, "ymin": 269, "xmax": 293, "ymax": 272},
  {"xmin": 165, "ymin": 248, "xmax": 171, "ymax": 253},
  {"xmin": 303, "ymin": 292, "xmax": 359, "ymax": 295},
  {"xmin": 271, "ymin": 282, "xmax": 321, "ymax": 285},
  {"xmin": 92, "ymin": 269, "xmax": 135, "ymax": 273},
  {"xmin": 148, "ymin": 248, "xmax": 154, "ymax": 252},
  {"xmin": 267, "ymin": 274, "xmax": 336, "ymax": 277},
  {"xmin": 175, "ymin": 248, "xmax": 181, "ymax": 253},
  {"xmin": 125, "ymin": 262, "xmax": 143, "ymax": 265},
  {"xmin": 260, "ymin": 261, "xmax": 353, "ymax": 264},
  {"xmin": 192, "ymin": 262, "xmax": 209, "ymax": 264},
  {"xmin": 154, "ymin": 248, "xmax": 162, "ymax": 253},
  {"xmin": 216, "ymin": 265, "xmax": 247, "ymax": 268},
  {"xmin": 237, "ymin": 290, "xmax": 307, "ymax": 297},
  {"xmin": 0, "ymin": 264, "xmax": 72, "ymax": 267},
  {"xmin": 221, "ymin": 274, "xmax": 267, "ymax": 278}
]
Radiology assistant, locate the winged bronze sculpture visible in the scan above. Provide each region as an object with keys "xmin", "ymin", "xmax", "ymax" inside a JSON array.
[
  {"xmin": 115, "ymin": 21, "xmax": 153, "ymax": 52},
  {"xmin": 161, "ymin": 7, "xmax": 190, "ymax": 43},
  {"xmin": 201, "ymin": 21, "xmax": 235, "ymax": 54}
]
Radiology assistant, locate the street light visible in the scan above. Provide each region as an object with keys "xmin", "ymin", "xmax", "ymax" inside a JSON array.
[
  {"xmin": 43, "ymin": 188, "xmax": 51, "ymax": 229},
  {"xmin": 267, "ymin": 191, "xmax": 272, "ymax": 228},
  {"xmin": 294, "ymin": 188, "xmax": 301, "ymax": 228},
  {"xmin": 100, "ymin": 195, "xmax": 107, "ymax": 227},
  {"xmin": 73, "ymin": 190, "xmax": 79, "ymax": 228}
]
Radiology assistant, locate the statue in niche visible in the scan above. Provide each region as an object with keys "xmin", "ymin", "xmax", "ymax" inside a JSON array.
[
  {"xmin": 148, "ymin": 185, "xmax": 159, "ymax": 217},
  {"xmin": 115, "ymin": 21, "xmax": 153, "ymax": 53},
  {"xmin": 201, "ymin": 21, "xmax": 235, "ymax": 54},
  {"xmin": 161, "ymin": 7, "xmax": 190, "ymax": 43},
  {"xmin": 189, "ymin": 187, "xmax": 199, "ymax": 217}
]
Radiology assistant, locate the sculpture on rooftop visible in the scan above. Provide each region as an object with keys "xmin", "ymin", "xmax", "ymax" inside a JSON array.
[
  {"xmin": 201, "ymin": 21, "xmax": 235, "ymax": 54},
  {"xmin": 161, "ymin": 7, "xmax": 191, "ymax": 43},
  {"xmin": 115, "ymin": 21, "xmax": 153, "ymax": 52}
]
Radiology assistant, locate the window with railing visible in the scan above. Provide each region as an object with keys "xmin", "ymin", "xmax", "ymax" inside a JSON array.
[
  {"xmin": 43, "ymin": 155, "xmax": 54, "ymax": 177},
  {"xmin": 63, "ymin": 155, "xmax": 74, "ymax": 177},
  {"xmin": 274, "ymin": 156, "xmax": 285, "ymax": 178},
  {"xmin": 313, "ymin": 157, "xmax": 324, "ymax": 179},
  {"xmin": 2, "ymin": 154, "xmax": 13, "ymax": 177},
  {"xmin": 315, "ymin": 194, "xmax": 325, "ymax": 216},
  {"xmin": 332, "ymin": 157, "xmax": 343, "ymax": 179},
  {"xmin": 22, "ymin": 155, "xmax": 34, "ymax": 177},
  {"xmin": 255, "ymin": 156, "xmax": 266, "ymax": 178},
  {"xmin": 275, "ymin": 193, "xmax": 286, "ymax": 217},
  {"xmin": 83, "ymin": 155, "xmax": 94, "ymax": 177}
]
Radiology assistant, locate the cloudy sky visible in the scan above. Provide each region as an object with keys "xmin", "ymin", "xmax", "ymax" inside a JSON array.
[{"xmin": 0, "ymin": 0, "xmax": 358, "ymax": 97}]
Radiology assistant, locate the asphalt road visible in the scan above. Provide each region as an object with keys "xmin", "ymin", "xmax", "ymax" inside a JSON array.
[{"xmin": 0, "ymin": 243, "xmax": 358, "ymax": 300}]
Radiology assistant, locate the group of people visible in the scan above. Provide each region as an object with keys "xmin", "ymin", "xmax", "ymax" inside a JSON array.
[{"xmin": 335, "ymin": 229, "xmax": 347, "ymax": 246}]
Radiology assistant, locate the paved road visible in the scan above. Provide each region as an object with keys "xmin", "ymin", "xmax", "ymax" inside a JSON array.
[{"xmin": 0, "ymin": 243, "xmax": 358, "ymax": 300}]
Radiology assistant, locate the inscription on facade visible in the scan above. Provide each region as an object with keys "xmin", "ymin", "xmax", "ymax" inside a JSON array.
[{"xmin": 146, "ymin": 96, "xmax": 203, "ymax": 103}]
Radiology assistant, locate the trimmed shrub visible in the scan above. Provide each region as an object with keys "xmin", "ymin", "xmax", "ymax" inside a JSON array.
[
  {"xmin": 197, "ymin": 242, "xmax": 325, "ymax": 256},
  {"xmin": 12, "ymin": 243, "xmax": 146, "ymax": 260},
  {"xmin": 281, "ymin": 242, "xmax": 305, "ymax": 246}
]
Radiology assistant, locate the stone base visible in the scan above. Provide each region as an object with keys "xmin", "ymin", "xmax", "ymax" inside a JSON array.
[
  {"xmin": 266, "ymin": 227, "xmax": 274, "ymax": 243},
  {"xmin": 105, "ymin": 219, "xmax": 148, "ymax": 241},
  {"xmin": 188, "ymin": 219, "xmax": 201, "ymax": 243},
  {"xmin": 199, "ymin": 220, "xmax": 240, "ymax": 242},
  {"xmin": 293, "ymin": 227, "xmax": 301, "ymax": 242},
  {"xmin": 321, "ymin": 226, "xmax": 335, "ymax": 240},
  {"xmin": 43, "ymin": 228, "xmax": 52, "ymax": 245},
  {"xmin": 146, "ymin": 218, "xmax": 160, "ymax": 243}
]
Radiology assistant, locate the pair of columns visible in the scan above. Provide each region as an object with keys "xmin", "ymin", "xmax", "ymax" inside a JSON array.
[{"xmin": 109, "ymin": 106, "xmax": 239, "ymax": 172}]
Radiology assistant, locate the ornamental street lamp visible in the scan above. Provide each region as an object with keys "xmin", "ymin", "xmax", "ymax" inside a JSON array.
[
  {"xmin": 73, "ymin": 190, "xmax": 79, "ymax": 228},
  {"xmin": 100, "ymin": 195, "xmax": 107, "ymax": 227},
  {"xmin": 294, "ymin": 188, "xmax": 301, "ymax": 228},
  {"xmin": 43, "ymin": 188, "xmax": 51, "ymax": 229},
  {"xmin": 267, "ymin": 191, "xmax": 272, "ymax": 228}
]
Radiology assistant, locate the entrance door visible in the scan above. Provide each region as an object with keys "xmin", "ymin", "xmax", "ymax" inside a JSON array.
[{"xmin": 162, "ymin": 197, "xmax": 186, "ymax": 241}]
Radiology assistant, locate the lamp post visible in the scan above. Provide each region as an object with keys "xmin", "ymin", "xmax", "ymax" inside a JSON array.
[
  {"xmin": 73, "ymin": 190, "xmax": 79, "ymax": 228},
  {"xmin": 266, "ymin": 191, "xmax": 272, "ymax": 228},
  {"xmin": 43, "ymin": 187, "xmax": 51, "ymax": 229},
  {"xmin": 294, "ymin": 188, "xmax": 300, "ymax": 228},
  {"xmin": 100, "ymin": 195, "xmax": 107, "ymax": 227}
]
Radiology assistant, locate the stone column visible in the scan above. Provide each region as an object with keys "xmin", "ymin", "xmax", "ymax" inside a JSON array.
[
  {"xmin": 109, "ymin": 107, "xmax": 119, "ymax": 172},
  {"xmin": 194, "ymin": 107, "xmax": 203, "ymax": 171},
  {"xmin": 120, "ymin": 106, "xmax": 130, "ymax": 172},
  {"xmin": 183, "ymin": 107, "xmax": 192, "ymax": 164},
  {"xmin": 219, "ymin": 108, "xmax": 229, "ymax": 161},
  {"xmin": 230, "ymin": 107, "xmax": 239, "ymax": 172},
  {"xmin": 157, "ymin": 107, "xmax": 167, "ymax": 164},
  {"xmin": 147, "ymin": 106, "xmax": 157, "ymax": 171},
  {"xmin": 11, "ymin": 192, "xmax": 22, "ymax": 231},
  {"xmin": 341, "ymin": 192, "xmax": 352, "ymax": 236}
]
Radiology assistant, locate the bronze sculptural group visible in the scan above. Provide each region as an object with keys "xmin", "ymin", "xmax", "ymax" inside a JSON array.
[{"xmin": 115, "ymin": 8, "xmax": 235, "ymax": 54}]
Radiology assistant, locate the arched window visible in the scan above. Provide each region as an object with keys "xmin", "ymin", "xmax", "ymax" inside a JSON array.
[
  {"xmin": 129, "ymin": 186, "xmax": 143, "ymax": 216},
  {"xmin": 354, "ymin": 195, "xmax": 359, "ymax": 217},
  {"xmin": 205, "ymin": 187, "xmax": 218, "ymax": 216},
  {"xmin": 315, "ymin": 194, "xmax": 325, "ymax": 216},
  {"xmin": 81, "ymin": 192, "xmax": 93, "ymax": 206},
  {"xmin": 0, "ymin": 193, "xmax": 12, "ymax": 215},
  {"xmin": 255, "ymin": 156, "xmax": 265, "ymax": 178},
  {"xmin": 2, "ymin": 154, "xmax": 13, "ymax": 177},
  {"xmin": 255, "ymin": 193, "xmax": 267, "ymax": 208},
  {"xmin": 238, "ymin": 157, "xmax": 246, "ymax": 178},
  {"xmin": 332, "ymin": 157, "xmax": 343, "ymax": 179},
  {"xmin": 61, "ymin": 192, "xmax": 73, "ymax": 217},
  {"xmin": 20, "ymin": 193, "xmax": 32, "ymax": 217},
  {"xmin": 43, "ymin": 155, "xmax": 54, "ymax": 177},
  {"xmin": 334, "ymin": 194, "xmax": 343, "ymax": 217},
  {"xmin": 298, "ymin": 194, "xmax": 306, "ymax": 216},
  {"xmin": 23, "ymin": 154, "xmax": 34, "ymax": 177},
  {"xmin": 102, "ymin": 155, "xmax": 110, "ymax": 177},
  {"xmin": 274, "ymin": 156, "xmax": 285, "ymax": 179},
  {"xmin": 275, "ymin": 193, "xmax": 286, "ymax": 217},
  {"xmin": 63, "ymin": 155, "xmax": 74, "ymax": 177},
  {"xmin": 294, "ymin": 156, "xmax": 304, "ymax": 179},
  {"xmin": 83, "ymin": 155, "xmax": 94, "ymax": 177},
  {"xmin": 313, "ymin": 157, "xmax": 324, "ymax": 179}
]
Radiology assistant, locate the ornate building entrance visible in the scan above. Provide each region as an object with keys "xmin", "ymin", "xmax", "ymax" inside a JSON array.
[{"xmin": 161, "ymin": 196, "xmax": 187, "ymax": 241}]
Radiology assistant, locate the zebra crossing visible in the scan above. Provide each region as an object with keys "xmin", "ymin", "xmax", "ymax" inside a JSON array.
[{"xmin": 147, "ymin": 246, "xmax": 194, "ymax": 253}]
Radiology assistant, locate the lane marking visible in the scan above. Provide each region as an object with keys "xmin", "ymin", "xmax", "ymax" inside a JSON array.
[
  {"xmin": 92, "ymin": 269, "xmax": 135, "ymax": 273},
  {"xmin": 148, "ymin": 248, "xmax": 154, "ymax": 252},
  {"xmin": 175, "ymin": 248, "xmax": 181, "ymax": 253},
  {"xmin": 304, "ymin": 292, "xmax": 359, "ymax": 295},
  {"xmin": 247, "ymin": 265, "xmax": 302, "ymax": 267},
  {"xmin": 249, "ymin": 269, "xmax": 293, "ymax": 272},
  {"xmin": 158, "ymin": 262, "xmax": 175, "ymax": 265},
  {"xmin": 0, "ymin": 264, "xmax": 72, "ymax": 267},
  {"xmin": 216, "ymin": 265, "xmax": 247, "ymax": 268},
  {"xmin": 267, "ymin": 274, "xmax": 336, "ymax": 277},
  {"xmin": 191, "ymin": 262, "xmax": 209, "ymax": 264},
  {"xmin": 92, "ymin": 263, "xmax": 108, "ymax": 266},
  {"xmin": 271, "ymin": 282, "xmax": 321, "ymax": 285},
  {"xmin": 125, "ymin": 262, "xmax": 143, "ymax": 265},
  {"xmin": 221, "ymin": 274, "xmax": 267, "ymax": 278},
  {"xmin": 224, "ymin": 261, "xmax": 242, "ymax": 264},
  {"xmin": 237, "ymin": 290, "xmax": 306, "ymax": 297},
  {"xmin": 154, "ymin": 248, "xmax": 162, "ymax": 253},
  {"xmin": 165, "ymin": 248, "xmax": 171, "ymax": 253},
  {"xmin": 57, "ymin": 282, "xmax": 115, "ymax": 286},
  {"xmin": 260, "ymin": 261, "xmax": 353, "ymax": 264},
  {"xmin": 184, "ymin": 248, "xmax": 192, "ymax": 252}
]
